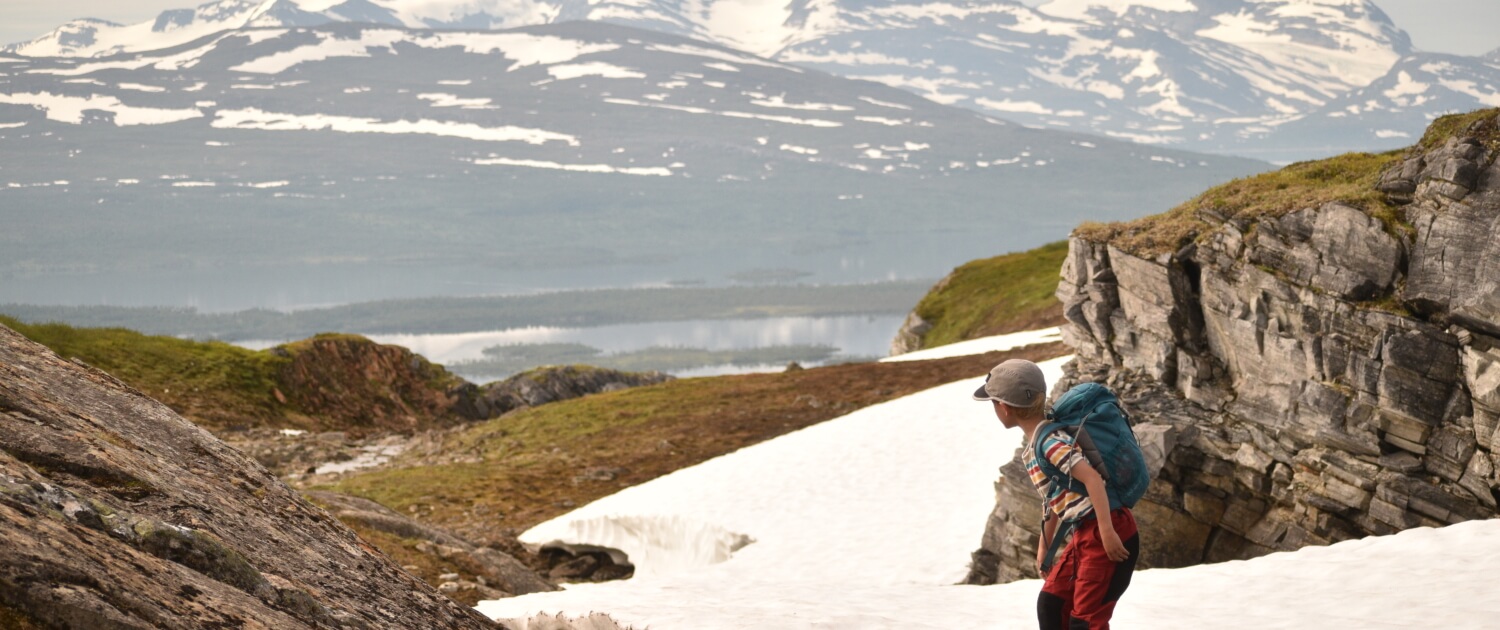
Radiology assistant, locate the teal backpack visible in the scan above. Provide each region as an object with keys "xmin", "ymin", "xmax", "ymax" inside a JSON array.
[{"xmin": 1034, "ymin": 382, "xmax": 1150, "ymax": 571}]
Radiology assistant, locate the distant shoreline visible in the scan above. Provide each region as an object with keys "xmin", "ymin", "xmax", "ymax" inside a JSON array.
[{"xmin": 0, "ymin": 281, "xmax": 933, "ymax": 343}]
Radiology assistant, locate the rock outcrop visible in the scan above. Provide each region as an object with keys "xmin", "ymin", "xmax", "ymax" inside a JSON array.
[
  {"xmin": 890, "ymin": 311, "xmax": 935, "ymax": 356},
  {"xmin": 967, "ymin": 111, "xmax": 1500, "ymax": 584},
  {"xmin": 272, "ymin": 333, "xmax": 484, "ymax": 432},
  {"xmin": 0, "ymin": 323, "xmax": 497, "ymax": 628},
  {"xmin": 306, "ymin": 491, "xmax": 557, "ymax": 602},
  {"xmin": 457, "ymin": 366, "xmax": 675, "ymax": 420}
]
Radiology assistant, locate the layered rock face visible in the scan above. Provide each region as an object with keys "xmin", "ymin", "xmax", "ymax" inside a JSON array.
[
  {"xmin": 967, "ymin": 115, "xmax": 1500, "ymax": 584},
  {"xmin": 0, "ymin": 324, "xmax": 497, "ymax": 628}
]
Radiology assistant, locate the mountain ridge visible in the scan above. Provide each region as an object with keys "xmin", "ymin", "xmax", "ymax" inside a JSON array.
[
  {"xmin": 0, "ymin": 20, "xmax": 1263, "ymax": 309},
  {"xmin": 8, "ymin": 0, "xmax": 1492, "ymax": 161}
]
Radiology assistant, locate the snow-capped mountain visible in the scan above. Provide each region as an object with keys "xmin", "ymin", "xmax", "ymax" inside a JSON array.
[
  {"xmin": 1259, "ymin": 52, "xmax": 1500, "ymax": 156},
  {"xmin": 0, "ymin": 21, "xmax": 1260, "ymax": 302},
  {"xmin": 767, "ymin": 0, "xmax": 1430, "ymax": 161},
  {"xmin": 8, "ymin": 0, "xmax": 1495, "ymax": 162}
]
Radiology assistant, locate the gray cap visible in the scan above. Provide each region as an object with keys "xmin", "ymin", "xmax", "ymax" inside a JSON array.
[{"xmin": 972, "ymin": 359, "xmax": 1046, "ymax": 406}]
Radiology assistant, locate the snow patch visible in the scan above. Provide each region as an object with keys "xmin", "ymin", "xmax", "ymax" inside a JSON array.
[
  {"xmin": 605, "ymin": 98, "xmax": 842, "ymax": 128},
  {"xmin": 849, "ymin": 74, "xmax": 976, "ymax": 105},
  {"xmin": 417, "ymin": 93, "xmax": 496, "ymax": 109},
  {"xmin": 975, "ymin": 97, "xmax": 1052, "ymax": 115},
  {"xmin": 750, "ymin": 95, "xmax": 854, "ymax": 111},
  {"xmin": 472, "ymin": 157, "xmax": 673, "ymax": 177},
  {"xmin": 884, "ymin": 327, "xmax": 1063, "ymax": 362},
  {"xmin": 231, "ymin": 29, "xmax": 408, "ymax": 74},
  {"xmin": 1435, "ymin": 78, "xmax": 1500, "ymax": 107},
  {"xmin": 857, "ymin": 96, "xmax": 911, "ymax": 111},
  {"xmin": 547, "ymin": 63, "xmax": 646, "ymax": 81},
  {"xmin": 117, "ymin": 82, "xmax": 166, "ymax": 93},
  {"xmin": 1384, "ymin": 71, "xmax": 1429, "ymax": 99},
  {"xmin": 213, "ymin": 108, "xmax": 578, "ymax": 145},
  {"xmin": 1040, "ymin": 0, "xmax": 1198, "ymax": 21},
  {"xmin": 645, "ymin": 44, "xmax": 787, "ymax": 70},
  {"xmin": 0, "ymin": 92, "xmax": 202, "ymax": 126}
]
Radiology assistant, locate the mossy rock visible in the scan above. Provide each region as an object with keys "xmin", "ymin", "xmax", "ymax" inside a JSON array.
[
  {"xmin": 905, "ymin": 241, "xmax": 1069, "ymax": 350},
  {"xmin": 1078, "ymin": 107, "xmax": 1500, "ymax": 258}
]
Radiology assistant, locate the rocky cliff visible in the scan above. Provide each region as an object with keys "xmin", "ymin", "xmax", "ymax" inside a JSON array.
[
  {"xmin": 0, "ymin": 323, "xmax": 503, "ymax": 628},
  {"xmin": 967, "ymin": 110, "xmax": 1500, "ymax": 584}
]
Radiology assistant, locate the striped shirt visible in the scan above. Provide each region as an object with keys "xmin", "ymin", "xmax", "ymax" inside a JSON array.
[{"xmin": 1025, "ymin": 429, "xmax": 1093, "ymax": 523}]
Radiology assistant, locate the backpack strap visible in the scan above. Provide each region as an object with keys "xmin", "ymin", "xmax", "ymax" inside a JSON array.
[
  {"xmin": 1033, "ymin": 422, "xmax": 1096, "ymax": 494},
  {"xmin": 1031, "ymin": 421, "xmax": 1069, "ymax": 488},
  {"xmin": 1039, "ymin": 518, "xmax": 1078, "ymax": 575}
]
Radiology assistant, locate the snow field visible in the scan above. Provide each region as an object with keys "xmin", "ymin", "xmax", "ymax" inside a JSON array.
[
  {"xmin": 882, "ymin": 328, "xmax": 1062, "ymax": 362},
  {"xmin": 477, "ymin": 329, "xmax": 1500, "ymax": 628}
]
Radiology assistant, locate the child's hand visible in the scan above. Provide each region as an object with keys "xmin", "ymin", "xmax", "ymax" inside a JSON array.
[{"xmin": 1101, "ymin": 527, "xmax": 1130, "ymax": 562}]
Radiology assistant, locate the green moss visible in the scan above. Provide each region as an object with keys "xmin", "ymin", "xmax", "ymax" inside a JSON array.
[
  {"xmin": 134, "ymin": 521, "xmax": 268, "ymax": 595},
  {"xmin": 1419, "ymin": 108, "xmax": 1500, "ymax": 153},
  {"xmin": 1077, "ymin": 151, "xmax": 1401, "ymax": 257},
  {"xmin": 1078, "ymin": 108, "xmax": 1500, "ymax": 258},
  {"xmin": 277, "ymin": 332, "xmax": 374, "ymax": 354},
  {"xmin": 908, "ymin": 241, "xmax": 1069, "ymax": 349},
  {"xmin": 0, "ymin": 315, "xmax": 289, "ymax": 429}
]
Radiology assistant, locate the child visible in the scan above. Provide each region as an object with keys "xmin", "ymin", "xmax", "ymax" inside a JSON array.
[{"xmin": 974, "ymin": 359, "xmax": 1139, "ymax": 630}]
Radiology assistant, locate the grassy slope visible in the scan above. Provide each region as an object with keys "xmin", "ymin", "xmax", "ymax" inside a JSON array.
[
  {"xmin": 908, "ymin": 241, "xmax": 1069, "ymax": 350},
  {"xmin": 0, "ymin": 318, "xmax": 465, "ymax": 433},
  {"xmin": 0, "ymin": 315, "xmax": 289, "ymax": 429},
  {"xmin": 1076, "ymin": 108, "xmax": 1500, "ymax": 258},
  {"xmin": 327, "ymin": 341, "xmax": 1069, "ymax": 543}
]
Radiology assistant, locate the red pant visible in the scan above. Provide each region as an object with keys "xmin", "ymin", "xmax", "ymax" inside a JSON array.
[{"xmin": 1038, "ymin": 508, "xmax": 1139, "ymax": 630}]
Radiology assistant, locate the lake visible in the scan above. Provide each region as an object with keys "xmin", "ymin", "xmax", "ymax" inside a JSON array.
[{"xmin": 239, "ymin": 314, "xmax": 908, "ymax": 383}]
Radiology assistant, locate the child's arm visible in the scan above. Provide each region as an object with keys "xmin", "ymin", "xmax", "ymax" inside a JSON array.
[
  {"xmin": 1071, "ymin": 461, "xmax": 1130, "ymax": 562},
  {"xmin": 1037, "ymin": 512, "xmax": 1058, "ymax": 573}
]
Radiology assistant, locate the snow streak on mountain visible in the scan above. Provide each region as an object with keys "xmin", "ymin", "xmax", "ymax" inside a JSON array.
[
  {"xmin": 0, "ymin": 21, "xmax": 1261, "ymax": 302},
  {"xmin": 8, "ymin": 0, "xmax": 1497, "ymax": 162}
]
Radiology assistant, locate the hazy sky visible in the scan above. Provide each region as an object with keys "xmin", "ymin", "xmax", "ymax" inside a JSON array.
[{"xmin": 2, "ymin": 0, "xmax": 1498, "ymax": 56}]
